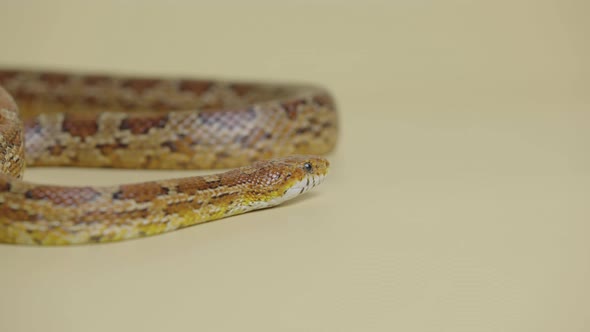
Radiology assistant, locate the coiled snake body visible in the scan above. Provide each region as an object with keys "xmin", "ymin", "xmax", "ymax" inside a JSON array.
[{"xmin": 0, "ymin": 69, "xmax": 337, "ymax": 245}]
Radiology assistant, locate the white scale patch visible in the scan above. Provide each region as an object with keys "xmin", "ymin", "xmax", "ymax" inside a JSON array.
[{"xmin": 261, "ymin": 173, "xmax": 326, "ymax": 208}]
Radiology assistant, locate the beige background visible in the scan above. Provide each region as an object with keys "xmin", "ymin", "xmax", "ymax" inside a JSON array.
[{"xmin": 0, "ymin": 0, "xmax": 589, "ymax": 331}]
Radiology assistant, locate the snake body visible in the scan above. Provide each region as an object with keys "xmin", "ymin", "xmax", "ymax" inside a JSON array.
[{"xmin": 0, "ymin": 69, "xmax": 337, "ymax": 245}]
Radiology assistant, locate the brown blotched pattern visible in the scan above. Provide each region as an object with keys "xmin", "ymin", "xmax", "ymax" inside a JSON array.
[
  {"xmin": 0, "ymin": 69, "xmax": 336, "ymax": 245},
  {"xmin": 0, "ymin": 70, "xmax": 337, "ymax": 169}
]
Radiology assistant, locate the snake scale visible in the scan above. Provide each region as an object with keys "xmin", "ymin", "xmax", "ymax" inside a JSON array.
[{"xmin": 0, "ymin": 69, "xmax": 337, "ymax": 245}]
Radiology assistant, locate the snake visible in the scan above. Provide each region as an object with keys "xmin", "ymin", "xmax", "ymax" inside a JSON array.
[{"xmin": 0, "ymin": 69, "xmax": 337, "ymax": 245}]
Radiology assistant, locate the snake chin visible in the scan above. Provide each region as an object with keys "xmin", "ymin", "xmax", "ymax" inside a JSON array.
[
  {"xmin": 268, "ymin": 173, "xmax": 327, "ymax": 207},
  {"xmin": 237, "ymin": 173, "xmax": 326, "ymax": 213}
]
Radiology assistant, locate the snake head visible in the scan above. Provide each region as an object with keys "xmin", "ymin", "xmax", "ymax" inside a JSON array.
[
  {"xmin": 276, "ymin": 154, "xmax": 329, "ymax": 195},
  {"xmin": 245, "ymin": 155, "xmax": 330, "ymax": 207}
]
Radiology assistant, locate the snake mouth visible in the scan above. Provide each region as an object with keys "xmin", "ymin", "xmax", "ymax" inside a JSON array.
[
  {"xmin": 259, "ymin": 173, "xmax": 327, "ymax": 209},
  {"xmin": 285, "ymin": 173, "xmax": 327, "ymax": 197}
]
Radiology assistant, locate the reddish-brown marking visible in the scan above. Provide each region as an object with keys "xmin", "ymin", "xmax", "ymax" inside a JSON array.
[
  {"xmin": 120, "ymin": 114, "xmax": 169, "ymax": 135},
  {"xmin": 230, "ymin": 84, "xmax": 253, "ymax": 96},
  {"xmin": 0, "ymin": 70, "xmax": 18, "ymax": 83},
  {"xmin": 176, "ymin": 177, "xmax": 213, "ymax": 194},
  {"xmin": 62, "ymin": 113, "xmax": 99, "ymax": 138},
  {"xmin": 121, "ymin": 79, "xmax": 159, "ymax": 93},
  {"xmin": 150, "ymin": 100, "xmax": 173, "ymax": 111},
  {"xmin": 40, "ymin": 73, "xmax": 69, "ymax": 87},
  {"xmin": 25, "ymin": 186, "xmax": 101, "ymax": 206},
  {"xmin": 220, "ymin": 169, "xmax": 251, "ymax": 187},
  {"xmin": 0, "ymin": 206, "xmax": 38, "ymax": 222},
  {"xmin": 55, "ymin": 94, "xmax": 74, "ymax": 106},
  {"xmin": 113, "ymin": 183, "xmax": 168, "ymax": 203},
  {"xmin": 12, "ymin": 90, "xmax": 36, "ymax": 102},
  {"xmin": 84, "ymin": 75, "xmax": 111, "ymax": 85},
  {"xmin": 0, "ymin": 176, "xmax": 11, "ymax": 191},
  {"xmin": 48, "ymin": 145, "xmax": 64, "ymax": 156},
  {"xmin": 83, "ymin": 95, "xmax": 109, "ymax": 107},
  {"xmin": 179, "ymin": 80, "xmax": 212, "ymax": 95},
  {"xmin": 282, "ymin": 99, "xmax": 307, "ymax": 120}
]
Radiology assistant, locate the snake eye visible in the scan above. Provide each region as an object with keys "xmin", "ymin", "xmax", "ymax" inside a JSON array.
[{"xmin": 303, "ymin": 162, "xmax": 313, "ymax": 173}]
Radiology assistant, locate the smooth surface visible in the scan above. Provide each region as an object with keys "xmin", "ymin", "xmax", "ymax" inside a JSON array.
[{"xmin": 1, "ymin": 1, "xmax": 589, "ymax": 331}]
